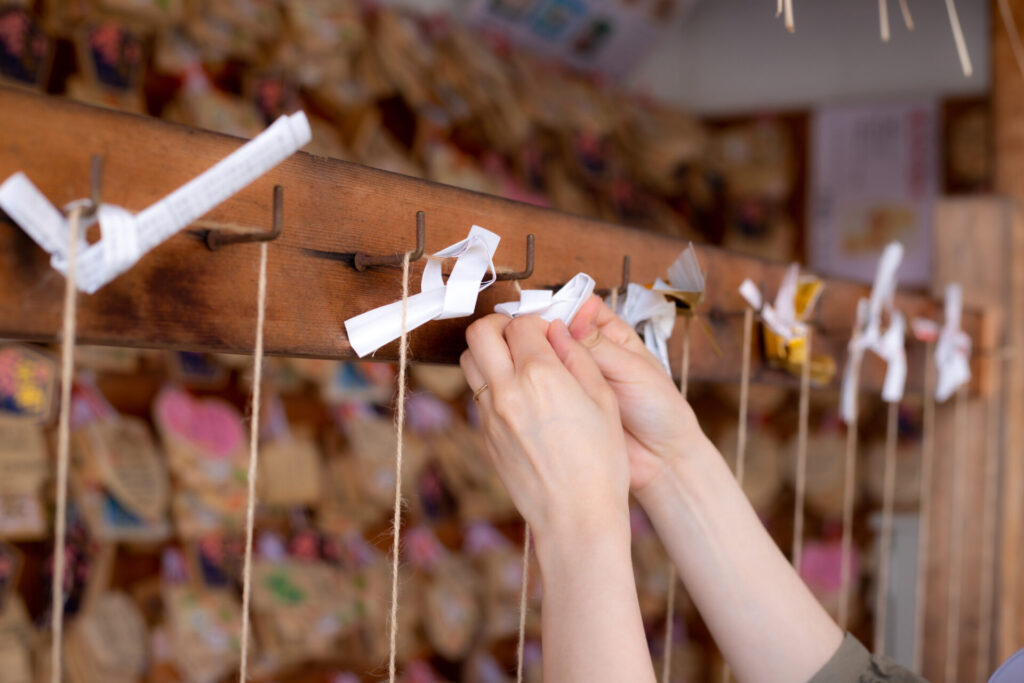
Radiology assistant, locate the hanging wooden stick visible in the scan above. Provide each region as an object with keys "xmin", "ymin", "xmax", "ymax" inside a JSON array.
[
  {"xmin": 838, "ymin": 353, "xmax": 862, "ymax": 632},
  {"xmin": 791, "ymin": 328, "xmax": 813, "ymax": 570},
  {"xmin": 784, "ymin": 0, "xmax": 794, "ymax": 32},
  {"xmin": 874, "ymin": 400, "xmax": 899, "ymax": 655},
  {"xmin": 997, "ymin": 0, "xmax": 1024, "ymax": 80},
  {"xmin": 50, "ymin": 206, "xmax": 83, "ymax": 683},
  {"xmin": 662, "ymin": 315, "xmax": 691, "ymax": 683},
  {"xmin": 898, "ymin": 0, "xmax": 915, "ymax": 30},
  {"xmin": 238, "ymin": 241, "xmax": 269, "ymax": 682},
  {"xmin": 879, "ymin": 0, "xmax": 891, "ymax": 42},
  {"xmin": 945, "ymin": 0, "xmax": 973, "ymax": 76},
  {"xmin": 515, "ymin": 524, "xmax": 531, "ymax": 683},
  {"xmin": 944, "ymin": 386, "xmax": 969, "ymax": 682},
  {"xmin": 912, "ymin": 341, "xmax": 936, "ymax": 673},
  {"xmin": 388, "ymin": 252, "xmax": 412, "ymax": 683},
  {"xmin": 976, "ymin": 354, "xmax": 1002, "ymax": 682}
]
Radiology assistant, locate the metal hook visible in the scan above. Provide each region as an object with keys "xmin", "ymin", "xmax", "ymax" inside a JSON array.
[
  {"xmin": 491, "ymin": 234, "xmax": 534, "ymax": 282},
  {"xmin": 354, "ymin": 211, "xmax": 426, "ymax": 270},
  {"xmin": 595, "ymin": 254, "xmax": 631, "ymax": 296},
  {"xmin": 191, "ymin": 185, "xmax": 284, "ymax": 250}
]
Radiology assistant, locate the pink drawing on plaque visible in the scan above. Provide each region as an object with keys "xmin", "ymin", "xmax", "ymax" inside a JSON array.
[{"xmin": 155, "ymin": 387, "xmax": 244, "ymax": 458}]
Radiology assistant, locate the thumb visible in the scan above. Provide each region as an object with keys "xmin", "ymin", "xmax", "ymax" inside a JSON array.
[{"xmin": 570, "ymin": 297, "xmax": 666, "ymax": 381}]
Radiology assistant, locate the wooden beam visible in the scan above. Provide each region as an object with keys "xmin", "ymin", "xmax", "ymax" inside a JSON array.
[
  {"xmin": 0, "ymin": 87, "xmax": 980, "ymax": 394},
  {"xmin": 992, "ymin": 0, "xmax": 1024, "ymax": 666}
]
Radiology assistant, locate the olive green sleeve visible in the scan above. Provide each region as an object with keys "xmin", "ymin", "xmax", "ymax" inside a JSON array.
[{"xmin": 807, "ymin": 633, "xmax": 928, "ymax": 683}]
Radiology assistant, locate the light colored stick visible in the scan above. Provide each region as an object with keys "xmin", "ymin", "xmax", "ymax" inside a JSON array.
[
  {"xmin": 238, "ymin": 241, "xmax": 268, "ymax": 682},
  {"xmin": 944, "ymin": 387, "xmax": 969, "ymax": 682},
  {"xmin": 784, "ymin": 0, "xmax": 794, "ymax": 32},
  {"xmin": 792, "ymin": 329, "xmax": 812, "ymax": 570},
  {"xmin": 874, "ymin": 400, "xmax": 899, "ymax": 655},
  {"xmin": 838, "ymin": 353, "xmax": 862, "ymax": 632},
  {"xmin": 945, "ymin": 0, "xmax": 973, "ymax": 76},
  {"xmin": 516, "ymin": 525, "xmax": 531, "ymax": 683},
  {"xmin": 50, "ymin": 206, "xmax": 83, "ymax": 683},
  {"xmin": 880, "ymin": 0, "xmax": 891, "ymax": 42},
  {"xmin": 736, "ymin": 308, "xmax": 754, "ymax": 487},
  {"xmin": 388, "ymin": 252, "xmax": 412, "ymax": 683},
  {"xmin": 913, "ymin": 342, "xmax": 936, "ymax": 673},
  {"xmin": 898, "ymin": 0, "xmax": 915, "ymax": 30}
]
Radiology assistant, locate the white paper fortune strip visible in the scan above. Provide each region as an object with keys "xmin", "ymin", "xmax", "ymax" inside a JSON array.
[
  {"xmin": 652, "ymin": 243, "xmax": 705, "ymax": 305},
  {"xmin": 935, "ymin": 283, "xmax": 971, "ymax": 402},
  {"xmin": 0, "ymin": 111, "xmax": 312, "ymax": 294},
  {"xmin": 612, "ymin": 283, "xmax": 676, "ymax": 374},
  {"xmin": 494, "ymin": 272, "xmax": 595, "ymax": 325},
  {"xmin": 345, "ymin": 226, "xmax": 501, "ymax": 358},
  {"xmin": 840, "ymin": 242, "xmax": 907, "ymax": 422},
  {"xmin": 738, "ymin": 263, "xmax": 806, "ymax": 343}
]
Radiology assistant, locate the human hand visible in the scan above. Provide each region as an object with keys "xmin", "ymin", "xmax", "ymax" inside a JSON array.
[
  {"xmin": 567, "ymin": 296, "xmax": 709, "ymax": 492},
  {"xmin": 461, "ymin": 314, "xmax": 631, "ymax": 541}
]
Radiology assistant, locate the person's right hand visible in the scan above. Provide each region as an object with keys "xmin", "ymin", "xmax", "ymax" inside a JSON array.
[{"xmin": 567, "ymin": 296, "xmax": 711, "ymax": 492}]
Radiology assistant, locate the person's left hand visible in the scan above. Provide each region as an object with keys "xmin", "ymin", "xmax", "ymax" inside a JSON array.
[{"xmin": 460, "ymin": 314, "xmax": 631, "ymax": 542}]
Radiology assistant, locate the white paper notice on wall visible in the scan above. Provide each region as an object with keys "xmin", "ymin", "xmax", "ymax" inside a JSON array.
[
  {"xmin": 612, "ymin": 283, "xmax": 675, "ymax": 374},
  {"xmin": 344, "ymin": 226, "xmax": 501, "ymax": 358},
  {"xmin": 0, "ymin": 111, "xmax": 312, "ymax": 294},
  {"xmin": 494, "ymin": 273, "xmax": 595, "ymax": 325},
  {"xmin": 935, "ymin": 283, "xmax": 971, "ymax": 402}
]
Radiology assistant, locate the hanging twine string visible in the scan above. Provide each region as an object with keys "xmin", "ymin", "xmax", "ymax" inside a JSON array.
[
  {"xmin": 874, "ymin": 400, "xmax": 899, "ymax": 655},
  {"xmin": 238, "ymin": 241, "xmax": 269, "ymax": 682},
  {"xmin": 912, "ymin": 341, "xmax": 936, "ymax": 672},
  {"xmin": 736, "ymin": 308, "xmax": 754, "ymax": 487},
  {"xmin": 898, "ymin": 0, "xmax": 914, "ymax": 30},
  {"xmin": 976, "ymin": 354, "xmax": 1002, "ymax": 681},
  {"xmin": 662, "ymin": 315, "xmax": 691, "ymax": 683},
  {"xmin": 944, "ymin": 386, "xmax": 969, "ymax": 682},
  {"xmin": 515, "ymin": 524, "xmax": 531, "ymax": 683},
  {"xmin": 792, "ymin": 329, "xmax": 813, "ymax": 570},
  {"xmin": 998, "ymin": 0, "xmax": 1024, "ymax": 81},
  {"xmin": 838, "ymin": 352, "xmax": 862, "ymax": 631},
  {"xmin": 388, "ymin": 251, "xmax": 412, "ymax": 683},
  {"xmin": 50, "ymin": 206, "xmax": 83, "ymax": 683},
  {"xmin": 945, "ymin": 0, "xmax": 973, "ymax": 76}
]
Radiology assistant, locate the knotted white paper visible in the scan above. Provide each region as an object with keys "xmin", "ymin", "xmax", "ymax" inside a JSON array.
[
  {"xmin": 652, "ymin": 243, "xmax": 705, "ymax": 306},
  {"xmin": 345, "ymin": 226, "xmax": 501, "ymax": 358},
  {"xmin": 494, "ymin": 272, "xmax": 595, "ymax": 325},
  {"xmin": 0, "ymin": 111, "xmax": 312, "ymax": 293},
  {"xmin": 935, "ymin": 283, "xmax": 971, "ymax": 402},
  {"xmin": 839, "ymin": 242, "xmax": 907, "ymax": 423},
  {"xmin": 738, "ymin": 263, "xmax": 806, "ymax": 343},
  {"xmin": 612, "ymin": 283, "xmax": 676, "ymax": 374}
]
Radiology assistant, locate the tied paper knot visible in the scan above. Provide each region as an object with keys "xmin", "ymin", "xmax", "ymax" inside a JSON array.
[
  {"xmin": 494, "ymin": 273, "xmax": 595, "ymax": 325},
  {"xmin": 934, "ymin": 283, "xmax": 971, "ymax": 402},
  {"xmin": 345, "ymin": 227, "xmax": 500, "ymax": 357},
  {"xmin": 0, "ymin": 112, "xmax": 312, "ymax": 294},
  {"xmin": 738, "ymin": 263, "xmax": 816, "ymax": 343},
  {"xmin": 611, "ymin": 283, "xmax": 676, "ymax": 374},
  {"xmin": 840, "ymin": 242, "xmax": 907, "ymax": 423}
]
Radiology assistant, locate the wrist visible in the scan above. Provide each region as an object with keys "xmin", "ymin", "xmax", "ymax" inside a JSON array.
[
  {"xmin": 532, "ymin": 500, "xmax": 632, "ymax": 565},
  {"xmin": 634, "ymin": 430, "xmax": 718, "ymax": 509}
]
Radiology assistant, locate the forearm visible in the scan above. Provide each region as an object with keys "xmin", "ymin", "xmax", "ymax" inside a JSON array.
[
  {"xmin": 534, "ymin": 514, "xmax": 656, "ymax": 683},
  {"xmin": 636, "ymin": 434, "xmax": 842, "ymax": 683}
]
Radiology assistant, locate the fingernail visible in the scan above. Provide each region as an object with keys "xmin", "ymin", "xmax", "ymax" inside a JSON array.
[
  {"xmin": 580, "ymin": 324, "xmax": 601, "ymax": 348},
  {"xmin": 550, "ymin": 319, "xmax": 570, "ymax": 338}
]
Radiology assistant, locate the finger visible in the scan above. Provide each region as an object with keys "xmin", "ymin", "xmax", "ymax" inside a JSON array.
[
  {"xmin": 502, "ymin": 315, "xmax": 563, "ymax": 372},
  {"xmin": 570, "ymin": 297, "xmax": 665, "ymax": 379},
  {"xmin": 465, "ymin": 314, "xmax": 515, "ymax": 387},
  {"xmin": 570, "ymin": 296, "xmax": 648, "ymax": 355},
  {"xmin": 460, "ymin": 350, "xmax": 494, "ymax": 410},
  {"xmin": 547, "ymin": 319, "xmax": 617, "ymax": 411}
]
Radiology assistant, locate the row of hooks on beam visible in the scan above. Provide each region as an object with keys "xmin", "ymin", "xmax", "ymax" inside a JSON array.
[{"xmin": 0, "ymin": 154, "xmax": 633, "ymax": 297}]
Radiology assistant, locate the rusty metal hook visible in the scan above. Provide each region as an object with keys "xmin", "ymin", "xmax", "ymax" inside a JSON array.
[
  {"xmin": 491, "ymin": 234, "xmax": 534, "ymax": 282},
  {"xmin": 594, "ymin": 254, "xmax": 631, "ymax": 297},
  {"xmin": 191, "ymin": 185, "xmax": 284, "ymax": 250}
]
